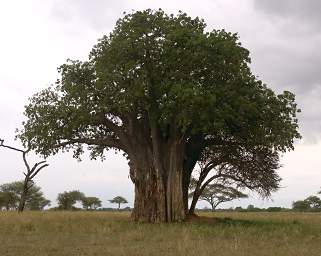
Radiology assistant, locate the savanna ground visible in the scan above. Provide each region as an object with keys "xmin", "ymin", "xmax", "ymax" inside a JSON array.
[{"xmin": 0, "ymin": 211, "xmax": 320, "ymax": 256}]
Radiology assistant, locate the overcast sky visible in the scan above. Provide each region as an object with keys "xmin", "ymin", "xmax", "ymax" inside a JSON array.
[{"xmin": 1, "ymin": 0, "xmax": 321, "ymax": 209}]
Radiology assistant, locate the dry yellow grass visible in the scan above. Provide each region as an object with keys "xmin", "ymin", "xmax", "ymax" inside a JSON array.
[{"xmin": 0, "ymin": 211, "xmax": 320, "ymax": 256}]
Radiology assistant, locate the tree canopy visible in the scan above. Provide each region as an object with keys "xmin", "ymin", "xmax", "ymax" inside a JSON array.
[
  {"xmin": 109, "ymin": 196, "xmax": 128, "ymax": 209},
  {"xmin": 0, "ymin": 191, "xmax": 19, "ymax": 211},
  {"xmin": 293, "ymin": 195, "xmax": 321, "ymax": 212},
  {"xmin": 18, "ymin": 9, "xmax": 301, "ymax": 222},
  {"xmin": 57, "ymin": 190, "xmax": 85, "ymax": 210},
  {"xmin": 81, "ymin": 196, "xmax": 102, "ymax": 210},
  {"xmin": 0, "ymin": 181, "xmax": 50, "ymax": 211}
]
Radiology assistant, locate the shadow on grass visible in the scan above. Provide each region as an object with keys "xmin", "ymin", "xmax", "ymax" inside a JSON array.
[{"xmin": 186, "ymin": 214, "xmax": 301, "ymax": 229}]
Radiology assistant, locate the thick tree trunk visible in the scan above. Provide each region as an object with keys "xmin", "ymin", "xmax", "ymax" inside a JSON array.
[
  {"xmin": 166, "ymin": 144, "xmax": 185, "ymax": 222},
  {"xmin": 131, "ymin": 166, "xmax": 167, "ymax": 222},
  {"xmin": 129, "ymin": 142, "xmax": 185, "ymax": 222}
]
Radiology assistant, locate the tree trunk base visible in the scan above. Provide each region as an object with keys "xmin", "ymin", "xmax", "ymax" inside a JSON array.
[{"xmin": 131, "ymin": 167, "xmax": 167, "ymax": 223}]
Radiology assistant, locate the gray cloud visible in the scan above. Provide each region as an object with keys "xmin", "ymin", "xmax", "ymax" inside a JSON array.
[
  {"xmin": 253, "ymin": 0, "xmax": 321, "ymax": 32},
  {"xmin": 250, "ymin": 1, "xmax": 321, "ymax": 90},
  {"xmin": 248, "ymin": 1, "xmax": 321, "ymax": 142}
]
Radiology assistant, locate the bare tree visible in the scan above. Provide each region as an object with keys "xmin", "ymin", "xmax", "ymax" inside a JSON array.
[
  {"xmin": 0, "ymin": 139, "xmax": 48, "ymax": 212},
  {"xmin": 188, "ymin": 146, "xmax": 280, "ymax": 215},
  {"xmin": 189, "ymin": 179, "xmax": 247, "ymax": 211}
]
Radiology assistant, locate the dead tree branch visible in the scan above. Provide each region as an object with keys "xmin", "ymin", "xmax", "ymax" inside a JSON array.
[{"xmin": 0, "ymin": 138, "xmax": 49, "ymax": 212}]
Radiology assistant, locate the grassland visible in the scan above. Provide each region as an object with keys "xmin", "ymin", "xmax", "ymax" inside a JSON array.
[{"xmin": 0, "ymin": 211, "xmax": 320, "ymax": 256}]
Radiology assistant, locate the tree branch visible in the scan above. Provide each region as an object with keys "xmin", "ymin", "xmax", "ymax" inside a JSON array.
[
  {"xmin": 0, "ymin": 141, "xmax": 26, "ymax": 153},
  {"xmin": 58, "ymin": 136, "xmax": 126, "ymax": 151},
  {"xmin": 29, "ymin": 163, "xmax": 49, "ymax": 180},
  {"xmin": 0, "ymin": 139, "xmax": 31, "ymax": 172}
]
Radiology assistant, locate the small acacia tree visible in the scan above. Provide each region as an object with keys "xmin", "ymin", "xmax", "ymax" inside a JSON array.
[
  {"xmin": 81, "ymin": 196, "xmax": 102, "ymax": 210},
  {"xmin": 292, "ymin": 200, "xmax": 311, "ymax": 211},
  {"xmin": 18, "ymin": 9, "xmax": 300, "ymax": 222},
  {"xmin": 109, "ymin": 196, "xmax": 128, "ymax": 210},
  {"xmin": 189, "ymin": 180, "xmax": 247, "ymax": 211},
  {"xmin": 57, "ymin": 190, "xmax": 85, "ymax": 210},
  {"xmin": 292, "ymin": 194, "xmax": 321, "ymax": 212},
  {"xmin": 304, "ymin": 196, "xmax": 321, "ymax": 209}
]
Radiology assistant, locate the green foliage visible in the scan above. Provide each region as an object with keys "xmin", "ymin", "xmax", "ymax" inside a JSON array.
[
  {"xmin": 304, "ymin": 196, "xmax": 321, "ymax": 209},
  {"xmin": 292, "ymin": 200, "xmax": 311, "ymax": 211},
  {"xmin": 18, "ymin": 9, "xmax": 300, "ymax": 161},
  {"xmin": 245, "ymin": 204, "xmax": 264, "ymax": 212},
  {"xmin": 57, "ymin": 190, "xmax": 85, "ymax": 210},
  {"xmin": 0, "ymin": 191, "xmax": 19, "ymax": 210},
  {"xmin": 292, "ymin": 195, "xmax": 321, "ymax": 212},
  {"xmin": 232, "ymin": 206, "xmax": 287, "ymax": 212},
  {"xmin": 81, "ymin": 196, "xmax": 102, "ymax": 210},
  {"xmin": 27, "ymin": 195, "xmax": 51, "ymax": 211},
  {"xmin": 266, "ymin": 207, "xmax": 283, "ymax": 212},
  {"xmin": 247, "ymin": 204, "xmax": 254, "ymax": 210},
  {"xmin": 0, "ymin": 181, "xmax": 50, "ymax": 210}
]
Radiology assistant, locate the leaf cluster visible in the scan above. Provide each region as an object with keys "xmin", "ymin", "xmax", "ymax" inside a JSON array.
[
  {"xmin": 292, "ymin": 195, "xmax": 321, "ymax": 212},
  {"xmin": 109, "ymin": 196, "xmax": 128, "ymax": 204},
  {"xmin": 56, "ymin": 190, "xmax": 85, "ymax": 210},
  {"xmin": 81, "ymin": 196, "xmax": 102, "ymax": 210}
]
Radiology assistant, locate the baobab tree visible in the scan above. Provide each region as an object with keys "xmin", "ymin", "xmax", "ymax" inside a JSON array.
[
  {"xmin": 0, "ymin": 139, "xmax": 48, "ymax": 212},
  {"xmin": 18, "ymin": 10, "xmax": 300, "ymax": 222}
]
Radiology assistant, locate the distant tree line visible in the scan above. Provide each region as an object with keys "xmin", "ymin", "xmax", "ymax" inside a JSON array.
[
  {"xmin": 196, "ymin": 188, "xmax": 321, "ymax": 212},
  {"xmin": 0, "ymin": 181, "xmax": 128, "ymax": 211},
  {"xmin": 55, "ymin": 191, "xmax": 128, "ymax": 211}
]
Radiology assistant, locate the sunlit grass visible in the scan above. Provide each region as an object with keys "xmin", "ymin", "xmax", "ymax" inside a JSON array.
[{"xmin": 0, "ymin": 211, "xmax": 320, "ymax": 255}]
